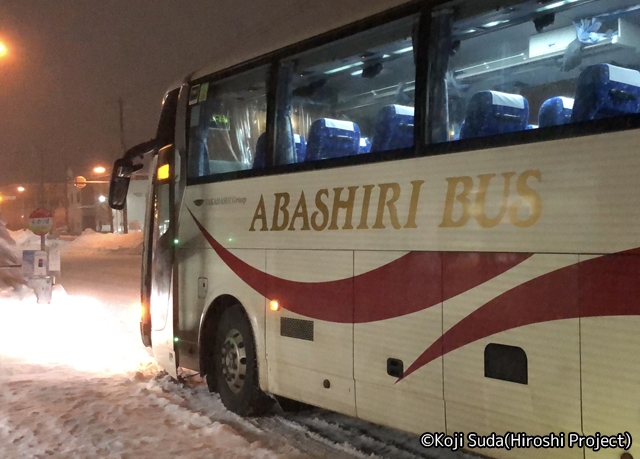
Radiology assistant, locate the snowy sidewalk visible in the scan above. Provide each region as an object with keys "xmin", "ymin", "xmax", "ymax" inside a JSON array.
[
  {"xmin": 0, "ymin": 288, "xmax": 390, "ymax": 459},
  {"xmin": 0, "ymin": 285, "xmax": 300, "ymax": 459}
]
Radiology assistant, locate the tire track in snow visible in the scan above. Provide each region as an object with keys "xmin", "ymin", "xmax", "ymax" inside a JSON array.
[{"xmin": 160, "ymin": 372, "xmax": 473, "ymax": 459}]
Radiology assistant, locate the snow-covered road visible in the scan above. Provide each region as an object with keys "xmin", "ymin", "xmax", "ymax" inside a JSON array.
[{"xmin": 0, "ymin": 235, "xmax": 469, "ymax": 459}]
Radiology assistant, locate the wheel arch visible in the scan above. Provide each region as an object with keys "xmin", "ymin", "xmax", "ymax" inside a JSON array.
[{"xmin": 198, "ymin": 294, "xmax": 256, "ymax": 380}]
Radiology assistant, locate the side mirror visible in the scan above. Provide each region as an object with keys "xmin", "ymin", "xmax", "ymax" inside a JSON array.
[{"xmin": 109, "ymin": 158, "xmax": 142, "ymax": 210}]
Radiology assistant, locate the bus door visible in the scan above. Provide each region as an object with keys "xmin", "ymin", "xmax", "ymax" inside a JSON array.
[
  {"xmin": 148, "ymin": 145, "xmax": 182, "ymax": 378},
  {"xmin": 141, "ymin": 84, "xmax": 187, "ymax": 379}
]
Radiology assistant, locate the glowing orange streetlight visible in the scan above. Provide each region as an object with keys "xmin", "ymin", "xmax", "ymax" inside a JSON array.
[
  {"xmin": 93, "ymin": 166, "xmax": 106, "ymax": 175},
  {"xmin": 0, "ymin": 42, "xmax": 7, "ymax": 58},
  {"xmin": 17, "ymin": 186, "xmax": 25, "ymax": 193}
]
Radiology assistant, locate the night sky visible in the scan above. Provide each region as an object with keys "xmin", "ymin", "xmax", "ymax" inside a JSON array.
[{"xmin": 0, "ymin": 0, "xmax": 402, "ymax": 187}]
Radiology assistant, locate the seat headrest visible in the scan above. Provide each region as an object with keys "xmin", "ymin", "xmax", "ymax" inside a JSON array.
[
  {"xmin": 460, "ymin": 91, "xmax": 529, "ymax": 139},
  {"xmin": 572, "ymin": 64, "xmax": 640, "ymax": 122},
  {"xmin": 538, "ymin": 97, "xmax": 574, "ymax": 128},
  {"xmin": 370, "ymin": 104, "xmax": 415, "ymax": 152},
  {"xmin": 606, "ymin": 64, "xmax": 640, "ymax": 87},
  {"xmin": 489, "ymin": 91, "xmax": 526, "ymax": 109},
  {"xmin": 305, "ymin": 118, "xmax": 360, "ymax": 161}
]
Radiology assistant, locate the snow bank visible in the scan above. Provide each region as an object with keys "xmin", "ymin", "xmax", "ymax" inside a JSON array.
[
  {"xmin": 1, "ymin": 227, "xmax": 25, "ymax": 288},
  {"xmin": 6, "ymin": 228, "xmax": 143, "ymax": 255},
  {"xmin": 7, "ymin": 229, "xmax": 69, "ymax": 259},
  {"xmin": 64, "ymin": 229, "xmax": 143, "ymax": 254},
  {"xmin": 8, "ymin": 229, "xmax": 43, "ymax": 249}
]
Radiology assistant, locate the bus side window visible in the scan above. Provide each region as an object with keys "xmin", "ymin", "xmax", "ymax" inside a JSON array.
[
  {"xmin": 275, "ymin": 15, "xmax": 419, "ymax": 165},
  {"xmin": 187, "ymin": 66, "xmax": 269, "ymax": 179},
  {"xmin": 429, "ymin": 0, "xmax": 640, "ymax": 145}
]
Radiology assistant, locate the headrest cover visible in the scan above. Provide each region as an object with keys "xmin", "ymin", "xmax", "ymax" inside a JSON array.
[
  {"xmin": 558, "ymin": 97, "xmax": 574, "ymax": 110},
  {"xmin": 491, "ymin": 91, "xmax": 526, "ymax": 109},
  {"xmin": 607, "ymin": 64, "xmax": 640, "ymax": 87},
  {"xmin": 392, "ymin": 105, "xmax": 415, "ymax": 116},
  {"xmin": 323, "ymin": 119, "xmax": 356, "ymax": 131}
]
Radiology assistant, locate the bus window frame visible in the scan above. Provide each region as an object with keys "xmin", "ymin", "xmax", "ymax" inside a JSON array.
[
  {"xmin": 424, "ymin": 0, "xmax": 640, "ymax": 157},
  {"xmin": 184, "ymin": 0, "xmax": 640, "ymax": 187},
  {"xmin": 185, "ymin": 2, "xmax": 428, "ymax": 187}
]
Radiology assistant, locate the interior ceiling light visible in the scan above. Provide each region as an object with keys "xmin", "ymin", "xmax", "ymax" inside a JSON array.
[
  {"xmin": 325, "ymin": 61, "xmax": 364, "ymax": 74},
  {"xmin": 482, "ymin": 20, "xmax": 510, "ymax": 28},
  {"xmin": 394, "ymin": 46, "xmax": 413, "ymax": 54},
  {"xmin": 536, "ymin": 0, "xmax": 581, "ymax": 12},
  {"xmin": 456, "ymin": 53, "xmax": 526, "ymax": 74}
]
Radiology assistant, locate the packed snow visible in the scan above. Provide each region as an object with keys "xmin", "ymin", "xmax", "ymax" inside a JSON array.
[
  {"xmin": 8, "ymin": 228, "xmax": 143, "ymax": 256},
  {"xmin": 0, "ymin": 231, "xmax": 469, "ymax": 459}
]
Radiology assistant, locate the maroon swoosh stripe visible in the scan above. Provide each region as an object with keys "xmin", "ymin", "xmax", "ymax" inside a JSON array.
[
  {"xmin": 188, "ymin": 210, "xmax": 531, "ymax": 323},
  {"xmin": 401, "ymin": 248, "xmax": 640, "ymax": 381}
]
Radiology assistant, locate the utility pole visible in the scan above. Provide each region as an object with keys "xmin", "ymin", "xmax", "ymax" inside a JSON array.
[
  {"xmin": 118, "ymin": 97, "xmax": 128, "ymax": 234},
  {"xmin": 38, "ymin": 149, "xmax": 45, "ymax": 209}
]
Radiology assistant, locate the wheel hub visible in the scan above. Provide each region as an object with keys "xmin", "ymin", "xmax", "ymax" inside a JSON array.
[{"xmin": 220, "ymin": 328, "xmax": 247, "ymax": 394}]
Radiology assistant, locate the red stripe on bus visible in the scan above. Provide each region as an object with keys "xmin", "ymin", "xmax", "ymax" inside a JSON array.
[
  {"xmin": 401, "ymin": 249, "xmax": 640, "ymax": 381},
  {"xmin": 189, "ymin": 210, "xmax": 530, "ymax": 323}
]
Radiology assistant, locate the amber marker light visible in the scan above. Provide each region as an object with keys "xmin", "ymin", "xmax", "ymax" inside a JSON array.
[
  {"xmin": 0, "ymin": 42, "xmax": 8, "ymax": 58},
  {"xmin": 158, "ymin": 164, "xmax": 170, "ymax": 180},
  {"xmin": 270, "ymin": 300, "xmax": 280, "ymax": 312}
]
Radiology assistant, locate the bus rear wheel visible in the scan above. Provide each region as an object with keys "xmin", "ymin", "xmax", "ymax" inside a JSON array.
[{"xmin": 213, "ymin": 305, "xmax": 272, "ymax": 416}]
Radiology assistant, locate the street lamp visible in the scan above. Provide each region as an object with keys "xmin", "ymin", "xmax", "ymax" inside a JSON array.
[
  {"xmin": 93, "ymin": 166, "xmax": 106, "ymax": 175},
  {"xmin": 0, "ymin": 42, "xmax": 8, "ymax": 59},
  {"xmin": 16, "ymin": 186, "xmax": 26, "ymax": 228}
]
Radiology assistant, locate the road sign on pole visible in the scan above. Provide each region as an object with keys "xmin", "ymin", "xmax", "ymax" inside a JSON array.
[
  {"xmin": 74, "ymin": 176, "xmax": 87, "ymax": 189},
  {"xmin": 28, "ymin": 208, "xmax": 53, "ymax": 238}
]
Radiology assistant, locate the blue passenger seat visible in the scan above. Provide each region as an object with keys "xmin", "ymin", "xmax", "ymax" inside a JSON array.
[
  {"xmin": 538, "ymin": 97, "xmax": 574, "ymax": 127},
  {"xmin": 253, "ymin": 132, "xmax": 266, "ymax": 169},
  {"xmin": 305, "ymin": 118, "xmax": 361, "ymax": 161},
  {"xmin": 460, "ymin": 91, "xmax": 529, "ymax": 139},
  {"xmin": 294, "ymin": 134, "xmax": 306, "ymax": 163},
  {"xmin": 371, "ymin": 104, "xmax": 415, "ymax": 152},
  {"xmin": 572, "ymin": 64, "xmax": 640, "ymax": 122},
  {"xmin": 359, "ymin": 137, "xmax": 371, "ymax": 153}
]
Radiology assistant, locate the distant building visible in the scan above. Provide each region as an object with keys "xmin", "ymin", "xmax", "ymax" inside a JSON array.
[{"xmin": 0, "ymin": 177, "xmax": 147, "ymax": 235}]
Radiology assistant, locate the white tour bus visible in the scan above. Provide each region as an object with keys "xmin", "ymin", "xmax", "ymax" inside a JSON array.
[{"xmin": 109, "ymin": 0, "xmax": 640, "ymax": 457}]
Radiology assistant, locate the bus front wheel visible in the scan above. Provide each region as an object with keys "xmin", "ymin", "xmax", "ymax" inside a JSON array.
[{"xmin": 213, "ymin": 305, "xmax": 272, "ymax": 416}]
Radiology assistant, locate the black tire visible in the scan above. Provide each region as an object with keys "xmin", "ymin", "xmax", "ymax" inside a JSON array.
[{"xmin": 213, "ymin": 305, "xmax": 273, "ymax": 416}]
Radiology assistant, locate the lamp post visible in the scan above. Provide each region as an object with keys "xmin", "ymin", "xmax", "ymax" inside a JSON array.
[
  {"xmin": 91, "ymin": 165, "xmax": 114, "ymax": 233},
  {"xmin": 17, "ymin": 186, "xmax": 25, "ymax": 229}
]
